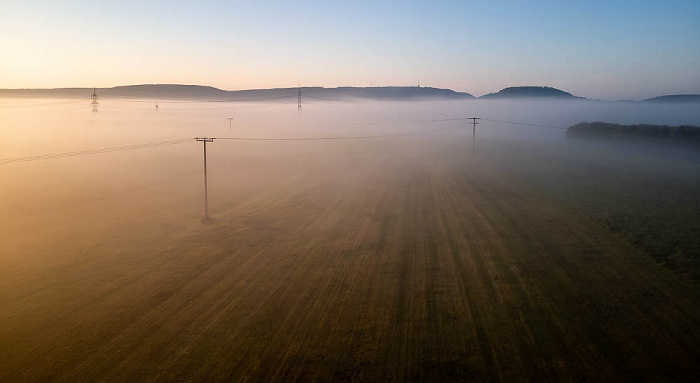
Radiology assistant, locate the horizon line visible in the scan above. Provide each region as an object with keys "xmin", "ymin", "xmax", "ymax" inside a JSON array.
[{"xmin": 1, "ymin": 83, "xmax": 699, "ymax": 102}]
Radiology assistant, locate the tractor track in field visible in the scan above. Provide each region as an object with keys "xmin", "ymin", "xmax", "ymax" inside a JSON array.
[{"xmin": 1, "ymin": 141, "xmax": 699, "ymax": 382}]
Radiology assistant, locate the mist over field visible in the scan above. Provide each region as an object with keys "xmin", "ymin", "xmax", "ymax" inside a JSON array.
[
  {"xmin": 2, "ymin": 0, "xmax": 699, "ymax": 379},
  {"xmin": 1, "ymin": 97, "xmax": 699, "ymax": 381},
  {"xmin": 2, "ymin": 98, "xmax": 698, "ymax": 250}
]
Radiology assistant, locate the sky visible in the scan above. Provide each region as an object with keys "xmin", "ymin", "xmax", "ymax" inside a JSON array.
[{"xmin": 1, "ymin": 0, "xmax": 699, "ymax": 100}]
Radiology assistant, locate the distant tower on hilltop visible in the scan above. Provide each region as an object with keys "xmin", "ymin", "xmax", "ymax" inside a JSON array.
[{"xmin": 91, "ymin": 87, "xmax": 99, "ymax": 112}]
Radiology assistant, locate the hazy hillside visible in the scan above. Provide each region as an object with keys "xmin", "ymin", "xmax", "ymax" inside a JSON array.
[
  {"xmin": 480, "ymin": 86, "xmax": 579, "ymax": 99},
  {"xmin": 4, "ymin": 84, "xmax": 699, "ymax": 103},
  {"xmin": 322, "ymin": 86, "xmax": 474, "ymax": 99},
  {"xmin": 106, "ymin": 84, "xmax": 228, "ymax": 99},
  {"xmin": 643, "ymin": 94, "xmax": 700, "ymax": 103},
  {"xmin": 0, "ymin": 84, "xmax": 473, "ymax": 101}
]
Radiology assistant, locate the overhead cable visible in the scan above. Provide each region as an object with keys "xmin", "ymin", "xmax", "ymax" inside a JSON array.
[{"xmin": 0, "ymin": 139, "xmax": 192, "ymax": 165}]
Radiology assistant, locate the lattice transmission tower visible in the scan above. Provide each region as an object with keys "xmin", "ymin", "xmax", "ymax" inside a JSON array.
[{"xmin": 91, "ymin": 87, "xmax": 99, "ymax": 112}]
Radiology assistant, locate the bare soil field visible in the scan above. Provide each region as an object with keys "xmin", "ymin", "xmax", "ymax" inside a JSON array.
[
  {"xmin": 485, "ymin": 138, "xmax": 700, "ymax": 286},
  {"xmin": 1, "ymin": 135, "xmax": 699, "ymax": 382}
]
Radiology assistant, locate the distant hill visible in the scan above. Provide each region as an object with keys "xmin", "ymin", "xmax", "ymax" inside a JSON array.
[
  {"xmin": 106, "ymin": 84, "xmax": 228, "ymax": 98},
  {"xmin": 642, "ymin": 94, "xmax": 700, "ymax": 103},
  {"xmin": 566, "ymin": 122, "xmax": 700, "ymax": 144},
  {"xmin": 480, "ymin": 86, "xmax": 580, "ymax": 99},
  {"xmin": 4, "ymin": 84, "xmax": 697, "ymax": 103},
  {"xmin": 320, "ymin": 86, "xmax": 474, "ymax": 100},
  {"xmin": 0, "ymin": 84, "xmax": 474, "ymax": 101}
]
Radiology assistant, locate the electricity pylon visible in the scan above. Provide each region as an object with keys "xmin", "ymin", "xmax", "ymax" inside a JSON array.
[{"xmin": 91, "ymin": 87, "xmax": 99, "ymax": 112}]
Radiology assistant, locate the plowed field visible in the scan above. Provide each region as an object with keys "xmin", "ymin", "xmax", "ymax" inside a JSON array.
[{"xmin": 1, "ymin": 136, "xmax": 698, "ymax": 382}]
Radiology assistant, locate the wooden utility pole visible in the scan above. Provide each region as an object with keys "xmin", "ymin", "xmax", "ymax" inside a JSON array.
[
  {"xmin": 468, "ymin": 117, "xmax": 480, "ymax": 152},
  {"xmin": 195, "ymin": 137, "xmax": 215, "ymax": 222}
]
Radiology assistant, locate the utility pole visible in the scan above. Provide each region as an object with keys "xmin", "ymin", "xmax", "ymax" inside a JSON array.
[
  {"xmin": 468, "ymin": 117, "xmax": 480, "ymax": 152},
  {"xmin": 227, "ymin": 117, "xmax": 234, "ymax": 130},
  {"xmin": 195, "ymin": 137, "xmax": 215, "ymax": 222},
  {"xmin": 298, "ymin": 84, "xmax": 302, "ymax": 109},
  {"xmin": 91, "ymin": 87, "xmax": 99, "ymax": 112},
  {"xmin": 155, "ymin": 102, "xmax": 159, "ymax": 111}
]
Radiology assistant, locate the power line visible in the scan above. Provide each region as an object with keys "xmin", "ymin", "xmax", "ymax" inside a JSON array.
[
  {"xmin": 125, "ymin": 95, "xmax": 297, "ymax": 104},
  {"xmin": 109, "ymin": 102, "xmax": 288, "ymax": 111},
  {"xmin": 0, "ymin": 99, "xmax": 85, "ymax": 109},
  {"xmin": 337, "ymin": 117, "xmax": 469, "ymax": 126},
  {"xmin": 304, "ymin": 95, "xmax": 355, "ymax": 103},
  {"xmin": 214, "ymin": 125, "xmax": 459, "ymax": 141},
  {"xmin": 338, "ymin": 116, "xmax": 567, "ymax": 130},
  {"xmin": 98, "ymin": 105, "xmax": 154, "ymax": 111},
  {"xmin": 481, "ymin": 118, "xmax": 568, "ymax": 130},
  {"xmin": 0, "ymin": 139, "xmax": 192, "ymax": 165},
  {"xmin": 157, "ymin": 104, "xmax": 282, "ymax": 112},
  {"xmin": 0, "ymin": 115, "xmax": 571, "ymax": 166},
  {"xmin": 0, "ymin": 126, "xmax": 456, "ymax": 166},
  {"xmin": 1, "ymin": 97, "xmax": 573, "ymax": 133},
  {"xmin": 335, "ymin": 116, "xmax": 568, "ymax": 130}
]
